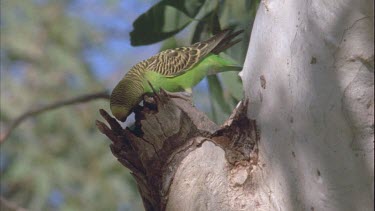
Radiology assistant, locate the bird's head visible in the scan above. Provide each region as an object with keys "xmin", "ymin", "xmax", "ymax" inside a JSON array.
[
  {"xmin": 110, "ymin": 104, "xmax": 130, "ymax": 122},
  {"xmin": 110, "ymin": 78, "xmax": 144, "ymax": 122}
]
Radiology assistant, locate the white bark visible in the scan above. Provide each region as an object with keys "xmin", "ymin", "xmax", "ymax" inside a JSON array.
[
  {"xmin": 240, "ymin": 0, "xmax": 374, "ymax": 210},
  {"xmin": 105, "ymin": 1, "xmax": 374, "ymax": 210}
]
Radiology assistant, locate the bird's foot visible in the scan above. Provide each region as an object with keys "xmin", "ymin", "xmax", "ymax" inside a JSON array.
[{"xmin": 162, "ymin": 89, "xmax": 192, "ymax": 102}]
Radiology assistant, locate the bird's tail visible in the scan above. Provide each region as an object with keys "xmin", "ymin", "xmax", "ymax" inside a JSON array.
[
  {"xmin": 205, "ymin": 53, "xmax": 243, "ymax": 75},
  {"xmin": 224, "ymin": 65, "xmax": 243, "ymax": 71},
  {"xmin": 211, "ymin": 29, "xmax": 244, "ymax": 54},
  {"xmin": 207, "ymin": 65, "xmax": 243, "ymax": 75}
]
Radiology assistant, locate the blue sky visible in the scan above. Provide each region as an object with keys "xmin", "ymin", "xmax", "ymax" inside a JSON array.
[{"xmin": 69, "ymin": 0, "xmax": 161, "ymax": 85}]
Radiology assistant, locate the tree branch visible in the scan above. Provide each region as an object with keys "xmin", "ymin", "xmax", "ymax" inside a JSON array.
[{"xmin": 0, "ymin": 91, "xmax": 110, "ymax": 144}]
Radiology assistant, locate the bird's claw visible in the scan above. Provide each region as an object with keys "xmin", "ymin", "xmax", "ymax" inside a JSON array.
[
  {"xmin": 146, "ymin": 80, "xmax": 192, "ymax": 102},
  {"xmin": 162, "ymin": 89, "xmax": 192, "ymax": 102}
]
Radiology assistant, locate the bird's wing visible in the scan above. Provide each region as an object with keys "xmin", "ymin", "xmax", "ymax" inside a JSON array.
[{"xmin": 146, "ymin": 29, "xmax": 239, "ymax": 77}]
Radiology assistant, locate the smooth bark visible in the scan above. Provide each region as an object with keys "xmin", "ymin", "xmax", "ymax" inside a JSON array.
[{"xmin": 241, "ymin": 0, "xmax": 374, "ymax": 210}]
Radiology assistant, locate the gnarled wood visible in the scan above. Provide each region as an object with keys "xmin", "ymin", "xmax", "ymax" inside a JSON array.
[{"xmin": 97, "ymin": 90, "xmax": 259, "ymax": 211}]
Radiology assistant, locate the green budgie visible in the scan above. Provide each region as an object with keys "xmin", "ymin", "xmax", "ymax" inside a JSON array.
[{"xmin": 110, "ymin": 29, "xmax": 243, "ymax": 122}]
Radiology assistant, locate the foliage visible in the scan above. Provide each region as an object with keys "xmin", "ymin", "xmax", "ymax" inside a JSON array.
[
  {"xmin": 131, "ymin": 0, "xmax": 259, "ymax": 123},
  {"xmin": 0, "ymin": 1, "xmax": 142, "ymax": 210},
  {"xmin": 131, "ymin": 0, "xmax": 206, "ymax": 45},
  {"xmin": 0, "ymin": 0, "xmax": 259, "ymax": 210}
]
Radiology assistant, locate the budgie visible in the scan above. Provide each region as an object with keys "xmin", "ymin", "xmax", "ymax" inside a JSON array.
[{"xmin": 110, "ymin": 29, "xmax": 243, "ymax": 122}]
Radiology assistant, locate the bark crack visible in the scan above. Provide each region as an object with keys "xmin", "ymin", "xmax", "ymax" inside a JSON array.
[
  {"xmin": 97, "ymin": 91, "xmax": 258, "ymax": 211},
  {"xmin": 333, "ymin": 16, "xmax": 372, "ymax": 69},
  {"xmin": 140, "ymin": 135, "xmax": 162, "ymax": 160},
  {"xmin": 155, "ymin": 115, "xmax": 168, "ymax": 139}
]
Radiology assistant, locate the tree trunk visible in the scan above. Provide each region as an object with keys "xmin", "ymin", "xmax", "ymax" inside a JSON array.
[
  {"xmin": 241, "ymin": 0, "xmax": 374, "ymax": 210},
  {"xmin": 97, "ymin": 0, "xmax": 374, "ymax": 210}
]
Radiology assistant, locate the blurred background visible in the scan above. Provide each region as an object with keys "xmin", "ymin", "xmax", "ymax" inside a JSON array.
[{"xmin": 0, "ymin": 0, "xmax": 259, "ymax": 210}]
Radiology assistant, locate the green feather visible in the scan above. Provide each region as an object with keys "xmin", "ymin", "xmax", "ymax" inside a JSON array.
[
  {"xmin": 142, "ymin": 54, "xmax": 241, "ymax": 93},
  {"xmin": 110, "ymin": 29, "xmax": 243, "ymax": 122}
]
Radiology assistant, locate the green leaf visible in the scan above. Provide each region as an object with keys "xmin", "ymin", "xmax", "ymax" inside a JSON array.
[
  {"xmin": 130, "ymin": 0, "xmax": 206, "ymax": 46},
  {"xmin": 211, "ymin": 12, "xmax": 221, "ymax": 34},
  {"xmin": 207, "ymin": 75, "xmax": 231, "ymax": 114},
  {"xmin": 191, "ymin": 10, "xmax": 213, "ymax": 43},
  {"xmin": 159, "ymin": 36, "xmax": 178, "ymax": 51},
  {"xmin": 168, "ymin": 0, "xmax": 206, "ymax": 17}
]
